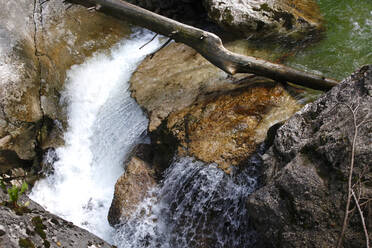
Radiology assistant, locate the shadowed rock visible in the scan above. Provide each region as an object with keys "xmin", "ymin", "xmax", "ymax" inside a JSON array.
[
  {"xmin": 247, "ymin": 65, "xmax": 372, "ymax": 247},
  {"xmin": 108, "ymin": 156, "xmax": 156, "ymax": 226}
]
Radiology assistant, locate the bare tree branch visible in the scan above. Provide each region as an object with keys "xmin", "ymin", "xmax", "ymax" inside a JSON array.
[
  {"xmin": 352, "ymin": 189, "xmax": 370, "ymax": 248},
  {"xmin": 337, "ymin": 102, "xmax": 371, "ymax": 248},
  {"xmin": 67, "ymin": 0, "xmax": 339, "ymax": 91}
]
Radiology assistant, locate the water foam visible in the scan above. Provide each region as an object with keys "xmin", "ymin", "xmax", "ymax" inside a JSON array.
[
  {"xmin": 114, "ymin": 156, "xmax": 260, "ymax": 248},
  {"xmin": 30, "ymin": 30, "xmax": 161, "ymax": 242}
]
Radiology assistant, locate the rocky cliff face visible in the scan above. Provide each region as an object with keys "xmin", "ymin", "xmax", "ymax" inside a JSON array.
[
  {"xmin": 0, "ymin": 0, "xmax": 130, "ymax": 176},
  {"xmin": 247, "ymin": 65, "xmax": 372, "ymax": 247},
  {"xmin": 0, "ymin": 189, "xmax": 113, "ymax": 248}
]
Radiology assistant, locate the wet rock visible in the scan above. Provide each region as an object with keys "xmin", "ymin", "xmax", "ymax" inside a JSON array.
[
  {"xmin": 203, "ymin": 0, "xmax": 324, "ymax": 41},
  {"xmin": 168, "ymin": 82, "xmax": 301, "ymax": 173},
  {"xmin": 0, "ymin": 0, "xmax": 130, "ymax": 170},
  {"xmin": 108, "ymin": 156, "xmax": 157, "ymax": 226},
  {"xmin": 0, "ymin": 189, "xmax": 112, "ymax": 248},
  {"xmin": 247, "ymin": 65, "xmax": 372, "ymax": 247}
]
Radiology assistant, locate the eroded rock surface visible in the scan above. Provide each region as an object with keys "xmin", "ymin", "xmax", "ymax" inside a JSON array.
[
  {"xmin": 0, "ymin": 189, "xmax": 113, "ymax": 248},
  {"xmin": 247, "ymin": 65, "xmax": 372, "ymax": 247},
  {"xmin": 0, "ymin": 0, "xmax": 130, "ymax": 171},
  {"xmin": 167, "ymin": 83, "xmax": 300, "ymax": 173},
  {"xmin": 203, "ymin": 0, "xmax": 324, "ymax": 41}
]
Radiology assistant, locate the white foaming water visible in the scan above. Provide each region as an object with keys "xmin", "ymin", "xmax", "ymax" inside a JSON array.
[
  {"xmin": 114, "ymin": 156, "xmax": 260, "ymax": 248},
  {"xmin": 30, "ymin": 30, "xmax": 161, "ymax": 242}
]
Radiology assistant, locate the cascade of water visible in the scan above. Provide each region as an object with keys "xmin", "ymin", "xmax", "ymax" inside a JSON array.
[
  {"xmin": 29, "ymin": 30, "xmax": 161, "ymax": 242},
  {"xmin": 114, "ymin": 156, "xmax": 261, "ymax": 248}
]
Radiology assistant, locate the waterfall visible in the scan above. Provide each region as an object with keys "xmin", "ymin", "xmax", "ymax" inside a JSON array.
[
  {"xmin": 114, "ymin": 155, "xmax": 263, "ymax": 248},
  {"xmin": 29, "ymin": 27, "xmax": 264, "ymax": 247},
  {"xmin": 29, "ymin": 30, "xmax": 161, "ymax": 242}
]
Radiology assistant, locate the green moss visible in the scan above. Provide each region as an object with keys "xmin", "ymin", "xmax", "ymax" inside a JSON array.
[
  {"xmin": 31, "ymin": 216, "xmax": 47, "ymax": 240},
  {"xmin": 260, "ymin": 3, "xmax": 271, "ymax": 12},
  {"xmin": 14, "ymin": 206, "xmax": 31, "ymax": 216},
  {"xmin": 44, "ymin": 239, "xmax": 51, "ymax": 248},
  {"xmin": 19, "ymin": 238, "xmax": 35, "ymax": 248},
  {"xmin": 222, "ymin": 8, "xmax": 234, "ymax": 25}
]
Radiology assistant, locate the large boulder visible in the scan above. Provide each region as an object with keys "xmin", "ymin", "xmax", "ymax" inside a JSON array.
[
  {"xmin": 203, "ymin": 0, "xmax": 324, "ymax": 41},
  {"xmin": 0, "ymin": 0, "xmax": 130, "ymax": 171},
  {"xmin": 130, "ymin": 42, "xmax": 303, "ymax": 173},
  {"xmin": 0, "ymin": 189, "xmax": 112, "ymax": 248},
  {"xmin": 247, "ymin": 65, "xmax": 372, "ymax": 247},
  {"xmin": 130, "ymin": 42, "xmax": 293, "ymax": 132}
]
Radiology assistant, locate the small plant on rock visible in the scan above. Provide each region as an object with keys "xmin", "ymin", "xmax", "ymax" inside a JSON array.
[{"xmin": 7, "ymin": 181, "xmax": 28, "ymax": 208}]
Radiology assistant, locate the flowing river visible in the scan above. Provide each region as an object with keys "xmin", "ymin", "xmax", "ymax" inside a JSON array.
[
  {"xmin": 30, "ymin": 30, "xmax": 161, "ymax": 242},
  {"xmin": 29, "ymin": 1, "xmax": 371, "ymax": 247}
]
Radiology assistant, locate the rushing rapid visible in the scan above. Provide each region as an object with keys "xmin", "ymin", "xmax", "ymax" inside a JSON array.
[
  {"xmin": 30, "ymin": 30, "xmax": 161, "ymax": 242},
  {"xmin": 113, "ymin": 154, "xmax": 263, "ymax": 248}
]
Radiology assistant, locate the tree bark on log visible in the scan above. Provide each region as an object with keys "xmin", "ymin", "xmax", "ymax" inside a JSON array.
[{"xmin": 67, "ymin": 0, "xmax": 339, "ymax": 91}]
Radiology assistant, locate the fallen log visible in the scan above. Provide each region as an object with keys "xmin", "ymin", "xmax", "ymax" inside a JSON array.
[{"xmin": 67, "ymin": 0, "xmax": 339, "ymax": 91}]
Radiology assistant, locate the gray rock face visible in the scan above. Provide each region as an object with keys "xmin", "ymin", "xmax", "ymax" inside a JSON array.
[
  {"xmin": 0, "ymin": 0, "xmax": 130, "ymax": 171},
  {"xmin": 0, "ymin": 190, "xmax": 113, "ymax": 248},
  {"xmin": 203, "ymin": 0, "xmax": 324, "ymax": 41},
  {"xmin": 247, "ymin": 65, "xmax": 372, "ymax": 247}
]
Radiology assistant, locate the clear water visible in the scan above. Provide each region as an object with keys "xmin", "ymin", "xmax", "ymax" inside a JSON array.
[
  {"xmin": 287, "ymin": 0, "xmax": 372, "ymax": 80},
  {"xmin": 29, "ymin": 30, "xmax": 161, "ymax": 242}
]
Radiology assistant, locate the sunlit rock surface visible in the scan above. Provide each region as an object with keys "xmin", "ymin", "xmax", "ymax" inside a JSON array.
[
  {"xmin": 203, "ymin": 0, "xmax": 324, "ymax": 41},
  {"xmin": 130, "ymin": 42, "xmax": 301, "ymax": 173},
  {"xmin": 130, "ymin": 42, "xmax": 288, "ymax": 132},
  {"xmin": 167, "ymin": 83, "xmax": 300, "ymax": 173},
  {"xmin": 247, "ymin": 65, "xmax": 372, "ymax": 247},
  {"xmin": 0, "ymin": 0, "xmax": 130, "ymax": 170}
]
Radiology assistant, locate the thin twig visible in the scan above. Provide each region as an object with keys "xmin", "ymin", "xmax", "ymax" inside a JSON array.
[
  {"xmin": 149, "ymin": 38, "xmax": 172, "ymax": 59},
  {"xmin": 337, "ymin": 103, "xmax": 359, "ymax": 248},
  {"xmin": 139, "ymin": 33, "xmax": 158, "ymax": 49},
  {"xmin": 352, "ymin": 189, "xmax": 370, "ymax": 248}
]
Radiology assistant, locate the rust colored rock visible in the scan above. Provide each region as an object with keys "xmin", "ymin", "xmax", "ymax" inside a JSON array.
[
  {"xmin": 167, "ymin": 83, "xmax": 301, "ymax": 173},
  {"xmin": 108, "ymin": 156, "xmax": 157, "ymax": 226},
  {"xmin": 130, "ymin": 42, "xmax": 302, "ymax": 173}
]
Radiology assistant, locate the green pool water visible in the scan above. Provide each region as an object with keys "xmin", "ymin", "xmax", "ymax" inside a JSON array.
[{"xmin": 287, "ymin": 0, "xmax": 372, "ymax": 80}]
